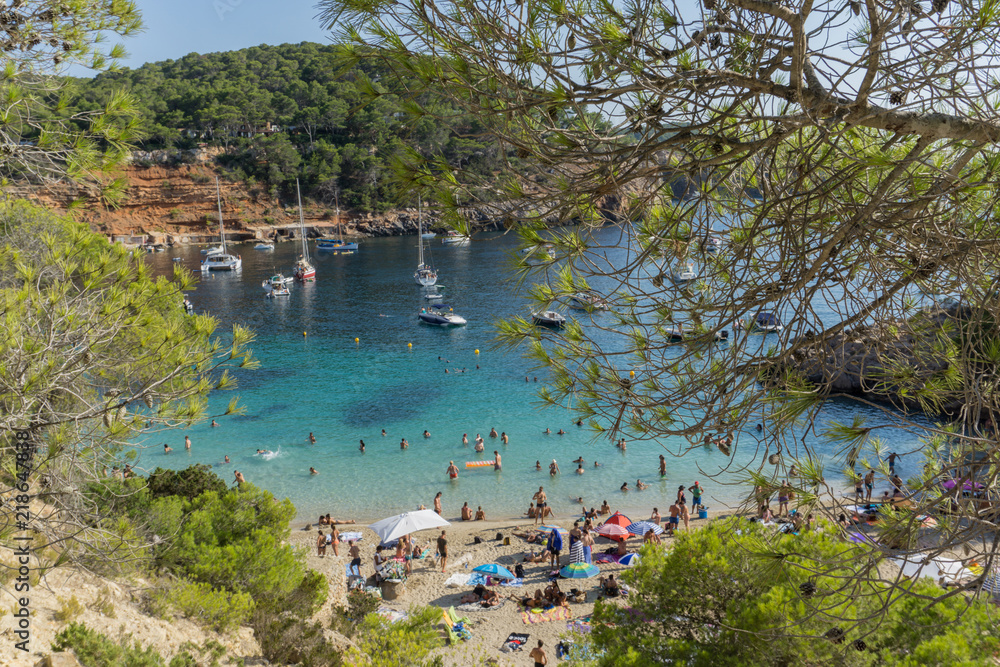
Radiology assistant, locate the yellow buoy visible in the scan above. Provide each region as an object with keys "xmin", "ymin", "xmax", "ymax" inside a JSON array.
[
  {"xmin": 355, "ymin": 337, "xmax": 359, "ymax": 344},
  {"xmin": 629, "ymin": 370, "xmax": 635, "ymax": 377},
  {"xmin": 408, "ymin": 342, "xmax": 413, "ymax": 348},
  {"xmin": 303, "ymin": 331, "xmax": 307, "ymax": 337},
  {"xmin": 475, "ymin": 349, "xmax": 480, "ymax": 355}
]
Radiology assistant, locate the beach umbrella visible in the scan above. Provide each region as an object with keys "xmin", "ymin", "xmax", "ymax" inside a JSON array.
[
  {"xmin": 596, "ymin": 523, "xmax": 630, "ymax": 539},
  {"xmin": 603, "ymin": 511, "xmax": 633, "ymax": 529},
  {"xmin": 472, "ymin": 563, "xmax": 516, "ymax": 580},
  {"xmin": 539, "ymin": 524, "xmax": 568, "ymax": 536},
  {"xmin": 367, "ymin": 510, "xmax": 450, "ymax": 543},
  {"xmin": 942, "ymin": 479, "xmax": 985, "ymax": 492},
  {"xmin": 627, "ymin": 521, "xmax": 663, "ymax": 536},
  {"xmin": 560, "ymin": 562, "xmax": 600, "ymax": 578},
  {"xmin": 618, "ymin": 553, "xmax": 640, "ymax": 566}
]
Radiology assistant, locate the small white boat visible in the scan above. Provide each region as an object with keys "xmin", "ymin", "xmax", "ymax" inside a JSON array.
[
  {"xmin": 418, "ymin": 304, "xmax": 467, "ymax": 326},
  {"xmin": 705, "ymin": 236, "xmax": 723, "ymax": 253},
  {"xmin": 293, "ymin": 180, "xmax": 316, "ymax": 281},
  {"xmin": 414, "ymin": 200, "xmax": 438, "ymax": 286},
  {"xmin": 255, "ymin": 242, "xmax": 275, "ymax": 250},
  {"xmin": 532, "ymin": 310, "xmax": 567, "ymax": 328},
  {"xmin": 424, "ymin": 291, "xmax": 445, "ymax": 300},
  {"xmin": 749, "ymin": 311, "xmax": 783, "ymax": 333},
  {"xmin": 266, "ymin": 283, "xmax": 290, "ymax": 298},
  {"xmin": 421, "ymin": 232, "xmax": 437, "ymax": 239},
  {"xmin": 172, "ymin": 257, "xmax": 184, "ymax": 263},
  {"xmin": 201, "ymin": 245, "xmax": 223, "ymax": 255},
  {"xmin": 665, "ymin": 326, "xmax": 728, "ymax": 342},
  {"xmin": 442, "ymin": 230, "xmax": 471, "ymax": 245},
  {"xmin": 568, "ymin": 291, "xmax": 609, "ymax": 311},
  {"xmin": 200, "ymin": 179, "xmax": 242, "ymax": 272},
  {"xmin": 521, "ymin": 244, "xmax": 556, "ymax": 266},
  {"xmin": 671, "ymin": 263, "xmax": 698, "ymax": 285},
  {"xmin": 261, "ymin": 273, "xmax": 293, "ymax": 294}
]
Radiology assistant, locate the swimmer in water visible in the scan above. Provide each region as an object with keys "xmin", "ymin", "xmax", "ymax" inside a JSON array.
[
  {"xmin": 621, "ymin": 481, "xmax": 630, "ymax": 492},
  {"xmin": 400, "ymin": 438, "xmax": 409, "ymax": 449},
  {"xmin": 310, "ymin": 467, "xmax": 319, "ymax": 475},
  {"xmin": 462, "ymin": 433, "xmax": 469, "ymax": 445},
  {"xmin": 536, "ymin": 460, "xmax": 542, "ymax": 470},
  {"xmin": 501, "ymin": 431, "xmax": 508, "ymax": 444},
  {"xmin": 543, "ymin": 428, "xmax": 551, "ymax": 435},
  {"xmin": 185, "ymin": 435, "xmax": 191, "ymax": 450},
  {"xmin": 576, "ymin": 463, "xmax": 585, "ymax": 475},
  {"xmin": 573, "ymin": 457, "xmax": 585, "ymax": 463},
  {"xmin": 381, "ymin": 429, "xmax": 386, "ymax": 436},
  {"xmin": 308, "ymin": 432, "xmax": 316, "ymax": 444},
  {"xmin": 636, "ymin": 479, "xmax": 648, "ymax": 491},
  {"xmin": 423, "ymin": 430, "xmax": 431, "ymax": 438},
  {"xmin": 211, "ymin": 419, "xmax": 219, "ymax": 427},
  {"xmin": 576, "ymin": 419, "xmax": 583, "ymax": 427},
  {"xmin": 359, "ymin": 440, "xmax": 366, "ymax": 452},
  {"xmin": 474, "ymin": 440, "xmax": 484, "ymax": 452},
  {"xmin": 224, "ymin": 455, "xmax": 230, "ymax": 463},
  {"xmin": 447, "ymin": 461, "xmax": 459, "ymax": 479},
  {"xmin": 234, "ymin": 470, "xmax": 245, "ymax": 485},
  {"xmin": 594, "ymin": 461, "xmax": 601, "ymax": 467},
  {"xmin": 163, "ymin": 443, "xmax": 172, "ymax": 454},
  {"xmin": 490, "ymin": 428, "xmax": 498, "ymax": 438},
  {"xmin": 557, "ymin": 429, "xmax": 565, "ymax": 435}
]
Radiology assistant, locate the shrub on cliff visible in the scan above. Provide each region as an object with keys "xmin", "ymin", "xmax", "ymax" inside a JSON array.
[{"xmin": 147, "ymin": 464, "xmax": 228, "ymax": 500}]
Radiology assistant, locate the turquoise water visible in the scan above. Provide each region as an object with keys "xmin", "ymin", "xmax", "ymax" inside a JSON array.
[{"xmin": 140, "ymin": 231, "xmax": 930, "ymax": 522}]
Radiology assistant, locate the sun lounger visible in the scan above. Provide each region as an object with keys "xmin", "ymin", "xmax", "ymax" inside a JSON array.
[{"xmin": 441, "ymin": 606, "xmax": 472, "ymax": 644}]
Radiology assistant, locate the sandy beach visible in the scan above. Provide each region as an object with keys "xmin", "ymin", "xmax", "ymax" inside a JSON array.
[{"xmin": 291, "ymin": 507, "xmax": 733, "ymax": 664}]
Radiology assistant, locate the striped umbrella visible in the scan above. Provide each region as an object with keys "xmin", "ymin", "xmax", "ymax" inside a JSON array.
[
  {"xmin": 627, "ymin": 521, "xmax": 663, "ymax": 536},
  {"xmin": 560, "ymin": 562, "xmax": 600, "ymax": 578},
  {"xmin": 618, "ymin": 553, "xmax": 640, "ymax": 566},
  {"xmin": 603, "ymin": 512, "xmax": 633, "ymax": 529},
  {"xmin": 539, "ymin": 524, "xmax": 568, "ymax": 536},
  {"xmin": 596, "ymin": 523, "xmax": 630, "ymax": 539}
]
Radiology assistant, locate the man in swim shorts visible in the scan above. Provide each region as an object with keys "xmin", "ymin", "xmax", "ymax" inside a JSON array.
[
  {"xmin": 493, "ymin": 451, "xmax": 502, "ymax": 471},
  {"xmin": 316, "ymin": 530, "xmax": 326, "ymax": 557},
  {"xmin": 659, "ymin": 454, "xmax": 667, "ymax": 477},
  {"xmin": 667, "ymin": 502, "xmax": 680, "ymax": 536},
  {"xmin": 437, "ymin": 530, "xmax": 448, "ymax": 572},
  {"xmin": 349, "ymin": 540, "xmax": 361, "ymax": 573},
  {"xmin": 533, "ymin": 487, "xmax": 548, "ymax": 524},
  {"xmin": 447, "ymin": 461, "xmax": 459, "ymax": 479}
]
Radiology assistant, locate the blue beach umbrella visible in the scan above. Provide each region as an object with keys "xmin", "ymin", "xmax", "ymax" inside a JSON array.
[
  {"xmin": 627, "ymin": 521, "xmax": 663, "ymax": 536},
  {"xmin": 618, "ymin": 553, "xmax": 640, "ymax": 566},
  {"xmin": 560, "ymin": 562, "xmax": 600, "ymax": 578},
  {"xmin": 472, "ymin": 563, "xmax": 516, "ymax": 580}
]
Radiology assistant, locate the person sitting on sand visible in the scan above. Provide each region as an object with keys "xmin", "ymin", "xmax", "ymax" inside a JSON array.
[
  {"xmin": 576, "ymin": 463, "xmax": 585, "ymax": 475},
  {"xmin": 599, "ymin": 500, "xmax": 611, "ymax": 515},
  {"xmin": 585, "ymin": 507, "xmax": 597, "ymax": 519},
  {"xmin": 543, "ymin": 581, "xmax": 561, "ymax": 603},
  {"xmin": 525, "ymin": 502, "xmax": 536, "ymax": 519},
  {"xmin": 636, "ymin": 479, "xmax": 648, "ymax": 490},
  {"xmin": 475, "ymin": 506, "xmax": 486, "ymax": 520},
  {"xmin": 600, "ymin": 574, "xmax": 620, "ymax": 596},
  {"xmin": 644, "ymin": 528, "xmax": 661, "ymax": 545},
  {"xmin": 462, "ymin": 502, "xmax": 473, "ymax": 521},
  {"xmin": 523, "ymin": 549, "xmax": 551, "ymax": 563}
]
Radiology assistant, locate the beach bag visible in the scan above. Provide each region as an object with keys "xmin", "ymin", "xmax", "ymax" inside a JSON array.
[
  {"xmin": 503, "ymin": 536, "xmax": 511, "ymax": 545},
  {"xmin": 474, "ymin": 536, "xmax": 483, "ymax": 544},
  {"xmin": 495, "ymin": 532, "xmax": 503, "ymax": 541},
  {"xmin": 514, "ymin": 564, "xmax": 525, "ymax": 578}
]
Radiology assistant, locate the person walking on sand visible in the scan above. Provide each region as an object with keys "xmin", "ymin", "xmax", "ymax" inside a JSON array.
[
  {"xmin": 864, "ymin": 469, "xmax": 875, "ymax": 502},
  {"xmin": 447, "ymin": 461, "xmax": 459, "ymax": 480},
  {"xmin": 184, "ymin": 435, "xmax": 191, "ymax": 450},
  {"xmin": 529, "ymin": 640, "xmax": 548, "ymax": 666},
  {"xmin": 679, "ymin": 500, "xmax": 690, "ymax": 531},
  {"xmin": 434, "ymin": 491, "xmax": 442, "ymax": 515},
  {"xmin": 437, "ymin": 530, "xmax": 448, "ymax": 572},
  {"xmin": 494, "ymin": 451, "xmax": 502, "ymax": 471}
]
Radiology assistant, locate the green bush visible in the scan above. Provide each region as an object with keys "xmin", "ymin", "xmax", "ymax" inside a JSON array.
[
  {"xmin": 251, "ymin": 613, "xmax": 342, "ymax": 667},
  {"xmin": 52, "ymin": 622, "xmax": 165, "ymax": 666},
  {"xmin": 147, "ymin": 464, "xmax": 227, "ymax": 500},
  {"xmin": 346, "ymin": 606, "xmax": 445, "ymax": 667},
  {"xmin": 154, "ymin": 579, "xmax": 254, "ymax": 632},
  {"xmin": 54, "ymin": 596, "xmax": 85, "ymax": 622},
  {"xmin": 331, "ymin": 589, "xmax": 381, "ymax": 637}
]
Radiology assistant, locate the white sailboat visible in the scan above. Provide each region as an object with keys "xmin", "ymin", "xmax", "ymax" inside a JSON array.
[
  {"xmin": 292, "ymin": 179, "xmax": 316, "ymax": 282},
  {"xmin": 414, "ymin": 198, "xmax": 438, "ymax": 286},
  {"xmin": 200, "ymin": 178, "xmax": 242, "ymax": 272}
]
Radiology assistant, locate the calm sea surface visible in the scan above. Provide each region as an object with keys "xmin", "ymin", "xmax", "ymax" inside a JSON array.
[{"xmin": 140, "ymin": 229, "xmax": 930, "ymax": 522}]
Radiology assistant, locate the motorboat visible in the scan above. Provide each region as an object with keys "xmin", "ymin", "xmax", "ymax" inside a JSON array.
[
  {"xmin": 424, "ymin": 291, "xmax": 445, "ymax": 300},
  {"xmin": 182, "ymin": 298, "xmax": 194, "ymax": 312},
  {"xmin": 261, "ymin": 273, "xmax": 293, "ymax": 294},
  {"xmin": 200, "ymin": 178, "xmax": 242, "ymax": 272},
  {"xmin": 705, "ymin": 235, "xmax": 723, "ymax": 253},
  {"xmin": 172, "ymin": 257, "xmax": 184, "ymax": 263},
  {"xmin": 665, "ymin": 326, "xmax": 728, "ymax": 342},
  {"xmin": 254, "ymin": 242, "xmax": 275, "ymax": 250},
  {"xmin": 670, "ymin": 263, "xmax": 698, "ymax": 285},
  {"xmin": 201, "ymin": 245, "xmax": 223, "ymax": 255},
  {"xmin": 442, "ymin": 230, "xmax": 471, "ymax": 245},
  {"xmin": 568, "ymin": 291, "xmax": 609, "ymax": 311},
  {"xmin": 414, "ymin": 199, "xmax": 438, "ymax": 286},
  {"xmin": 266, "ymin": 283, "xmax": 290, "ymax": 298},
  {"xmin": 749, "ymin": 311, "xmax": 783, "ymax": 333},
  {"xmin": 418, "ymin": 303, "xmax": 467, "ymax": 326},
  {"xmin": 532, "ymin": 310, "xmax": 567, "ymax": 328},
  {"xmin": 292, "ymin": 179, "xmax": 316, "ymax": 282},
  {"xmin": 421, "ymin": 232, "xmax": 437, "ymax": 239},
  {"xmin": 520, "ymin": 244, "xmax": 556, "ymax": 266}
]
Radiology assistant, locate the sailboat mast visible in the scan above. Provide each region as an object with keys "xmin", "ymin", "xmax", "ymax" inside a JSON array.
[
  {"xmin": 297, "ymin": 179, "xmax": 309, "ymax": 261},
  {"xmin": 417, "ymin": 197, "xmax": 424, "ymax": 267},
  {"xmin": 216, "ymin": 177, "xmax": 226, "ymax": 253}
]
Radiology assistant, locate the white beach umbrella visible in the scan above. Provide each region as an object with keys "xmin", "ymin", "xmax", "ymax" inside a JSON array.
[{"xmin": 367, "ymin": 510, "xmax": 451, "ymax": 543}]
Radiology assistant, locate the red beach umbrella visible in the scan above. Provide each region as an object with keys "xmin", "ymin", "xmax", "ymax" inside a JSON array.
[{"xmin": 596, "ymin": 523, "xmax": 630, "ymax": 539}]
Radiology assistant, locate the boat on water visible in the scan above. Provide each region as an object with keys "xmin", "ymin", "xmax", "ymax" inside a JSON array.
[
  {"xmin": 261, "ymin": 273, "xmax": 293, "ymax": 295},
  {"xmin": 421, "ymin": 232, "xmax": 436, "ymax": 239},
  {"xmin": 182, "ymin": 297, "xmax": 194, "ymax": 312},
  {"xmin": 749, "ymin": 311, "xmax": 783, "ymax": 333},
  {"xmin": 414, "ymin": 199, "xmax": 438, "ymax": 286},
  {"xmin": 521, "ymin": 244, "xmax": 556, "ymax": 266},
  {"xmin": 418, "ymin": 303, "xmax": 467, "ymax": 326},
  {"xmin": 200, "ymin": 179, "xmax": 242, "ymax": 272},
  {"xmin": 316, "ymin": 194, "xmax": 359, "ymax": 253},
  {"xmin": 568, "ymin": 291, "xmax": 609, "ymax": 311},
  {"xmin": 424, "ymin": 291, "xmax": 445, "ymax": 300},
  {"xmin": 705, "ymin": 235, "xmax": 723, "ymax": 253},
  {"xmin": 201, "ymin": 245, "xmax": 223, "ymax": 255},
  {"xmin": 266, "ymin": 283, "xmax": 290, "ymax": 298},
  {"xmin": 442, "ymin": 230, "xmax": 471, "ymax": 245},
  {"xmin": 172, "ymin": 257, "xmax": 184, "ymax": 263},
  {"xmin": 665, "ymin": 326, "xmax": 728, "ymax": 342},
  {"xmin": 532, "ymin": 310, "xmax": 567, "ymax": 328},
  {"xmin": 292, "ymin": 179, "xmax": 316, "ymax": 282},
  {"xmin": 670, "ymin": 263, "xmax": 698, "ymax": 285},
  {"xmin": 255, "ymin": 242, "xmax": 275, "ymax": 250}
]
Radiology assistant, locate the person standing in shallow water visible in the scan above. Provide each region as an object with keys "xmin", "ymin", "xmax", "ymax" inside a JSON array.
[{"xmin": 493, "ymin": 451, "xmax": 502, "ymax": 471}]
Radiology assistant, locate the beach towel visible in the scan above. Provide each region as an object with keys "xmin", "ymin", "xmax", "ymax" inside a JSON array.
[
  {"xmin": 593, "ymin": 553, "xmax": 617, "ymax": 564},
  {"xmin": 500, "ymin": 632, "xmax": 529, "ymax": 653},
  {"xmin": 567, "ymin": 614, "xmax": 593, "ymax": 634},
  {"xmin": 521, "ymin": 605, "xmax": 572, "ymax": 624},
  {"xmin": 457, "ymin": 599, "xmax": 507, "ymax": 612},
  {"xmin": 500, "ymin": 577, "xmax": 524, "ymax": 587},
  {"xmin": 339, "ymin": 531, "xmax": 363, "ymax": 543},
  {"xmin": 444, "ymin": 573, "xmax": 469, "ymax": 588},
  {"xmin": 466, "ymin": 572, "xmax": 488, "ymax": 586}
]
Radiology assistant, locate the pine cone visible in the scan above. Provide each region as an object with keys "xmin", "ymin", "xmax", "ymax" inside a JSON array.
[
  {"xmin": 710, "ymin": 34, "xmax": 722, "ymax": 49},
  {"xmin": 853, "ymin": 639, "xmax": 867, "ymax": 652},
  {"xmin": 102, "ymin": 412, "xmax": 112, "ymax": 428},
  {"xmin": 850, "ymin": 0, "xmax": 861, "ymax": 15},
  {"xmin": 768, "ymin": 453, "xmax": 781, "ymax": 465},
  {"xmin": 800, "ymin": 581, "xmax": 817, "ymax": 597},
  {"xmin": 143, "ymin": 394, "xmax": 154, "ymax": 409},
  {"xmin": 116, "ymin": 405, "xmax": 127, "ymax": 422},
  {"xmin": 932, "ymin": 0, "xmax": 948, "ymax": 12},
  {"xmin": 704, "ymin": 0, "xmax": 716, "ymax": 9},
  {"xmin": 890, "ymin": 90, "xmax": 905, "ymax": 105}
]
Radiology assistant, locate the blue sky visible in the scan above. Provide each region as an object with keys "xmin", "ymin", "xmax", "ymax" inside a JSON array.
[{"xmin": 99, "ymin": 0, "xmax": 330, "ymax": 71}]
